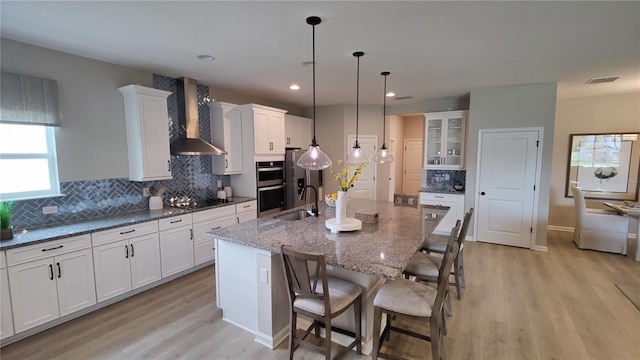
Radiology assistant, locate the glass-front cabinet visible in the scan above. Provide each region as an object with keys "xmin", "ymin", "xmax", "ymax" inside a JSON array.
[{"xmin": 423, "ymin": 110, "xmax": 468, "ymax": 169}]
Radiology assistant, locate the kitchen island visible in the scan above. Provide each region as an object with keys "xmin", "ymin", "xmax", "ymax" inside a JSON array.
[{"xmin": 209, "ymin": 199, "xmax": 448, "ymax": 354}]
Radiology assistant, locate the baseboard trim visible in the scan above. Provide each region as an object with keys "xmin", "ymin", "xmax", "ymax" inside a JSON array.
[
  {"xmin": 547, "ymin": 225, "xmax": 573, "ymax": 232},
  {"xmin": 534, "ymin": 245, "xmax": 548, "ymax": 252},
  {"xmin": 255, "ymin": 326, "xmax": 288, "ymax": 349}
]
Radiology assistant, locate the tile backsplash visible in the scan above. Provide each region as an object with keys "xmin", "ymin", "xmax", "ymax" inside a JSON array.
[
  {"xmin": 424, "ymin": 170, "xmax": 466, "ymax": 191},
  {"xmin": 11, "ymin": 74, "xmax": 230, "ymax": 230}
]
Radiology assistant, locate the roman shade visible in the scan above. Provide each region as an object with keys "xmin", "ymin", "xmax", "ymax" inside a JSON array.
[{"xmin": 0, "ymin": 72, "xmax": 61, "ymax": 126}]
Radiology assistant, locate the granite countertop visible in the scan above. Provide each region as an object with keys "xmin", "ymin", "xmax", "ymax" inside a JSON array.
[
  {"xmin": 419, "ymin": 187, "xmax": 465, "ymax": 195},
  {"xmin": 209, "ymin": 200, "xmax": 449, "ymax": 280},
  {"xmin": 0, "ymin": 196, "xmax": 255, "ymax": 251}
]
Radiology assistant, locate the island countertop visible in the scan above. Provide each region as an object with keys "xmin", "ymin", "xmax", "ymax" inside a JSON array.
[{"xmin": 209, "ymin": 199, "xmax": 449, "ymax": 279}]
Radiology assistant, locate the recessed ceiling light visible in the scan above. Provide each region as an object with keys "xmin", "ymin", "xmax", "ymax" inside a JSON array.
[
  {"xmin": 197, "ymin": 54, "xmax": 215, "ymax": 61},
  {"xmin": 289, "ymin": 84, "xmax": 300, "ymax": 90},
  {"xmin": 386, "ymin": 91, "xmax": 396, "ymax": 97},
  {"xmin": 585, "ymin": 76, "xmax": 619, "ymax": 84}
]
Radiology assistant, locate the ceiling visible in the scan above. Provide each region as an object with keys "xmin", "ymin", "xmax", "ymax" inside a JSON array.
[{"xmin": 1, "ymin": 1, "xmax": 638, "ymax": 108}]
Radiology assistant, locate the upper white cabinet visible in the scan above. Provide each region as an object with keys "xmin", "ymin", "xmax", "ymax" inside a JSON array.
[
  {"xmin": 285, "ymin": 115, "xmax": 312, "ymax": 149},
  {"xmin": 240, "ymin": 104, "xmax": 287, "ymax": 155},
  {"xmin": 119, "ymin": 85, "xmax": 173, "ymax": 181},
  {"xmin": 423, "ymin": 110, "xmax": 467, "ymax": 169},
  {"xmin": 210, "ymin": 102, "xmax": 243, "ymax": 174}
]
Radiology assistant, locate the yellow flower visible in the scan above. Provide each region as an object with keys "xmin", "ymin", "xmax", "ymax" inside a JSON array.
[{"xmin": 330, "ymin": 160, "xmax": 367, "ymax": 192}]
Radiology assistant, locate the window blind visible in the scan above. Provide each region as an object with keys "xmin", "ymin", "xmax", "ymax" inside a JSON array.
[{"xmin": 0, "ymin": 72, "xmax": 61, "ymax": 126}]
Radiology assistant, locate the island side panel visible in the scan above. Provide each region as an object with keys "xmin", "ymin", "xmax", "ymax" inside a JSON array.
[{"xmin": 255, "ymin": 250, "xmax": 289, "ymax": 348}]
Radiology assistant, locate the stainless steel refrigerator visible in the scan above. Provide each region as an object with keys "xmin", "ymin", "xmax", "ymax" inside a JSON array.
[{"xmin": 285, "ymin": 149, "xmax": 322, "ymax": 209}]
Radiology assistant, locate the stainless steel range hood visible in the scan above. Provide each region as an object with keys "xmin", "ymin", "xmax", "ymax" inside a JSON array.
[{"xmin": 170, "ymin": 77, "xmax": 227, "ymax": 156}]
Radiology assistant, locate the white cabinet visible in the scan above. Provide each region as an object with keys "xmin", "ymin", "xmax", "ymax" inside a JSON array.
[
  {"xmin": 210, "ymin": 102, "xmax": 244, "ymax": 174},
  {"xmin": 236, "ymin": 200, "xmax": 258, "ymax": 223},
  {"xmin": 423, "ymin": 110, "xmax": 467, "ymax": 169},
  {"xmin": 285, "ymin": 115, "xmax": 312, "ymax": 149},
  {"xmin": 0, "ymin": 251, "xmax": 14, "ymax": 340},
  {"xmin": 420, "ymin": 192, "xmax": 465, "ymax": 234},
  {"xmin": 158, "ymin": 215, "xmax": 194, "ymax": 278},
  {"xmin": 6, "ymin": 235, "xmax": 96, "ymax": 333},
  {"xmin": 92, "ymin": 222, "xmax": 161, "ymax": 302},
  {"xmin": 192, "ymin": 206, "xmax": 237, "ymax": 266},
  {"xmin": 119, "ymin": 85, "xmax": 173, "ymax": 181},
  {"xmin": 240, "ymin": 104, "xmax": 287, "ymax": 155}
]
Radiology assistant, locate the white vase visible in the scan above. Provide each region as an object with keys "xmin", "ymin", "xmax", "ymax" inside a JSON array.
[{"xmin": 336, "ymin": 190, "xmax": 348, "ymax": 224}]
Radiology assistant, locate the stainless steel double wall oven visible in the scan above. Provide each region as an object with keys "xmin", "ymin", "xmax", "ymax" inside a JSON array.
[{"xmin": 256, "ymin": 161, "xmax": 286, "ymax": 216}]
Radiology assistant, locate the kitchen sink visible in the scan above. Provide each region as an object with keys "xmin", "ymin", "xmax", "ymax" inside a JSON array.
[{"xmin": 274, "ymin": 210, "xmax": 312, "ymax": 221}]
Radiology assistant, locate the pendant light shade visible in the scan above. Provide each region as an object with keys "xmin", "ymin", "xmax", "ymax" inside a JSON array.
[
  {"xmin": 373, "ymin": 71, "xmax": 395, "ymax": 164},
  {"xmin": 296, "ymin": 16, "xmax": 332, "ymax": 171},
  {"xmin": 345, "ymin": 51, "xmax": 370, "ymax": 166}
]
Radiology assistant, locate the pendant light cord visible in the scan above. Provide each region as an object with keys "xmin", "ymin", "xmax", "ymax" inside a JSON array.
[
  {"xmin": 312, "ymin": 21, "xmax": 317, "ymax": 143},
  {"xmin": 382, "ymin": 72, "xmax": 388, "ymax": 147},
  {"xmin": 356, "ymin": 54, "xmax": 360, "ymax": 147}
]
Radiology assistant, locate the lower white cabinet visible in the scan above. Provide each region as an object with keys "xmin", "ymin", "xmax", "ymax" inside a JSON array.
[
  {"xmin": 1, "ymin": 251, "xmax": 15, "ymax": 340},
  {"xmin": 159, "ymin": 215, "xmax": 194, "ymax": 278},
  {"xmin": 7, "ymin": 236, "xmax": 96, "ymax": 333},
  {"xmin": 93, "ymin": 233, "xmax": 162, "ymax": 302},
  {"xmin": 236, "ymin": 200, "xmax": 258, "ymax": 223},
  {"xmin": 192, "ymin": 207, "xmax": 237, "ymax": 266},
  {"xmin": 420, "ymin": 192, "xmax": 465, "ymax": 234}
]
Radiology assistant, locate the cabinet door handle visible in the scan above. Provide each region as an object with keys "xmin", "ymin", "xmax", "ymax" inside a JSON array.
[
  {"xmin": 435, "ymin": 196, "xmax": 444, "ymax": 199},
  {"xmin": 170, "ymin": 219, "xmax": 183, "ymax": 224},
  {"xmin": 125, "ymin": 245, "xmax": 129, "ymax": 259},
  {"xmin": 42, "ymin": 245, "xmax": 63, "ymax": 252},
  {"xmin": 57, "ymin": 262, "xmax": 61, "ymax": 278},
  {"xmin": 130, "ymin": 244, "xmax": 134, "ymax": 257},
  {"xmin": 49, "ymin": 264, "xmax": 54, "ymax": 280},
  {"xmin": 211, "ymin": 226, "xmax": 221, "ymax": 230},
  {"xmin": 120, "ymin": 229, "xmax": 135, "ymax": 235},
  {"xmin": 168, "ymin": 160, "xmax": 171, "ymax": 172},
  {"xmin": 236, "ymin": 217, "xmax": 240, "ymax": 224},
  {"xmin": 225, "ymin": 159, "xmax": 228, "ymax": 169},
  {"xmin": 190, "ymin": 228, "xmax": 193, "ymax": 240}
]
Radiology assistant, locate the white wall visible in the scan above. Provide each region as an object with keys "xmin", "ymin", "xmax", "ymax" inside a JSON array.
[
  {"xmin": 466, "ymin": 83, "xmax": 557, "ymax": 247},
  {"xmin": 550, "ymin": 91, "xmax": 640, "ymax": 228},
  {"xmin": 1, "ymin": 38, "xmax": 153, "ymax": 181}
]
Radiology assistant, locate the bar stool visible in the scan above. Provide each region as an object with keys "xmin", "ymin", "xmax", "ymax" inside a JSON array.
[
  {"xmin": 372, "ymin": 236, "xmax": 459, "ymax": 360},
  {"xmin": 280, "ymin": 245, "xmax": 362, "ymax": 360}
]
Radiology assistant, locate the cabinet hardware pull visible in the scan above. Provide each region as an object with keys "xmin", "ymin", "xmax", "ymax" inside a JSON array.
[
  {"xmin": 125, "ymin": 245, "xmax": 129, "ymax": 259},
  {"xmin": 236, "ymin": 217, "xmax": 240, "ymax": 224},
  {"xmin": 211, "ymin": 226, "xmax": 221, "ymax": 230},
  {"xmin": 42, "ymin": 245, "xmax": 63, "ymax": 252},
  {"xmin": 168, "ymin": 160, "xmax": 171, "ymax": 172},
  {"xmin": 57, "ymin": 262, "xmax": 61, "ymax": 278},
  {"xmin": 170, "ymin": 219, "xmax": 182, "ymax": 224},
  {"xmin": 190, "ymin": 228, "xmax": 193, "ymax": 240},
  {"xmin": 225, "ymin": 159, "xmax": 228, "ymax": 169},
  {"xmin": 435, "ymin": 196, "xmax": 444, "ymax": 199},
  {"xmin": 49, "ymin": 264, "xmax": 54, "ymax": 280},
  {"xmin": 130, "ymin": 244, "xmax": 134, "ymax": 257},
  {"xmin": 243, "ymin": 205, "xmax": 250, "ymax": 208},
  {"xmin": 120, "ymin": 229, "xmax": 135, "ymax": 235}
]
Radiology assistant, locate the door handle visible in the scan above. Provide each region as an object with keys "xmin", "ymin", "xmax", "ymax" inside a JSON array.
[
  {"xmin": 125, "ymin": 245, "xmax": 129, "ymax": 259},
  {"xmin": 130, "ymin": 244, "xmax": 134, "ymax": 257},
  {"xmin": 225, "ymin": 159, "xmax": 228, "ymax": 169},
  {"xmin": 190, "ymin": 228, "xmax": 193, "ymax": 240},
  {"xmin": 49, "ymin": 264, "xmax": 54, "ymax": 280},
  {"xmin": 211, "ymin": 226, "xmax": 222, "ymax": 230},
  {"xmin": 168, "ymin": 160, "xmax": 171, "ymax": 172},
  {"xmin": 481, "ymin": 192, "xmax": 486, "ymax": 196},
  {"xmin": 57, "ymin": 262, "xmax": 61, "ymax": 278}
]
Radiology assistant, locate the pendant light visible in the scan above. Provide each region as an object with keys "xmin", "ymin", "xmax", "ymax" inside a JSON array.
[
  {"xmin": 345, "ymin": 51, "xmax": 370, "ymax": 165},
  {"xmin": 373, "ymin": 71, "xmax": 395, "ymax": 164},
  {"xmin": 296, "ymin": 16, "xmax": 332, "ymax": 170}
]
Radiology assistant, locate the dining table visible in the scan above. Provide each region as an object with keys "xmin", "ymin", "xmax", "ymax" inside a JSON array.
[{"xmin": 604, "ymin": 202, "xmax": 640, "ymax": 261}]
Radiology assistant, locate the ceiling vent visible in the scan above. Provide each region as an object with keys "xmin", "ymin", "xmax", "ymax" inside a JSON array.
[
  {"xmin": 585, "ymin": 76, "xmax": 619, "ymax": 84},
  {"xmin": 394, "ymin": 95, "xmax": 413, "ymax": 100}
]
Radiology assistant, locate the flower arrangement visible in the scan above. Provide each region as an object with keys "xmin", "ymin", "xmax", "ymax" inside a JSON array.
[{"xmin": 331, "ymin": 160, "xmax": 367, "ymax": 192}]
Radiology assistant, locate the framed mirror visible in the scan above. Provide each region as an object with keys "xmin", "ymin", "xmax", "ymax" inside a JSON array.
[{"xmin": 565, "ymin": 132, "xmax": 640, "ymax": 200}]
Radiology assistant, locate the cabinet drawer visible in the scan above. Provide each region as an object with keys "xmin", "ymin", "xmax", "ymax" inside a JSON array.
[
  {"xmin": 7, "ymin": 235, "xmax": 91, "ymax": 266},
  {"xmin": 92, "ymin": 221, "xmax": 158, "ymax": 247},
  {"xmin": 420, "ymin": 192, "xmax": 463, "ymax": 204},
  {"xmin": 236, "ymin": 200, "xmax": 257, "ymax": 214},
  {"xmin": 192, "ymin": 205, "xmax": 236, "ymax": 223},
  {"xmin": 158, "ymin": 214, "xmax": 192, "ymax": 231}
]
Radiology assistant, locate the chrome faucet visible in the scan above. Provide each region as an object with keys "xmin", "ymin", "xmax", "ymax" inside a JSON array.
[{"xmin": 300, "ymin": 185, "xmax": 319, "ymax": 217}]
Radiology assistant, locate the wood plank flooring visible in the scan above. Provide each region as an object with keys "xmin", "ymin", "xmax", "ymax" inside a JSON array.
[{"xmin": 1, "ymin": 230, "xmax": 639, "ymax": 359}]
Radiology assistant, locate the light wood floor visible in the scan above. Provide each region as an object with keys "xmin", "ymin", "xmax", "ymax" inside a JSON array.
[{"xmin": 2, "ymin": 230, "xmax": 639, "ymax": 359}]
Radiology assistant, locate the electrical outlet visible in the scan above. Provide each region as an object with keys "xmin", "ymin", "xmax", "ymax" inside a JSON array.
[
  {"xmin": 42, "ymin": 206, "xmax": 58, "ymax": 215},
  {"xmin": 143, "ymin": 187, "xmax": 150, "ymax": 197},
  {"xmin": 260, "ymin": 268, "xmax": 269, "ymax": 284},
  {"xmin": 216, "ymin": 180, "xmax": 222, "ymax": 188},
  {"xmin": 444, "ymin": 174, "xmax": 450, "ymax": 181}
]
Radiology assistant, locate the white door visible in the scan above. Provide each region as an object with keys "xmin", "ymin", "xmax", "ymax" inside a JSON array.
[
  {"xmin": 0, "ymin": 267, "xmax": 15, "ymax": 339},
  {"xmin": 403, "ymin": 139, "xmax": 423, "ymax": 195},
  {"xmin": 93, "ymin": 240, "xmax": 132, "ymax": 302},
  {"xmin": 347, "ymin": 135, "xmax": 377, "ymax": 200},
  {"xmin": 129, "ymin": 233, "xmax": 162, "ymax": 289},
  {"xmin": 55, "ymin": 249, "xmax": 96, "ymax": 316},
  {"xmin": 476, "ymin": 130, "xmax": 540, "ymax": 248},
  {"xmin": 8, "ymin": 258, "xmax": 60, "ymax": 332},
  {"xmin": 159, "ymin": 225, "xmax": 195, "ymax": 278}
]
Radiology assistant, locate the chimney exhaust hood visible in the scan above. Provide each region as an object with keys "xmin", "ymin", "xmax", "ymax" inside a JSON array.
[{"xmin": 170, "ymin": 77, "xmax": 227, "ymax": 156}]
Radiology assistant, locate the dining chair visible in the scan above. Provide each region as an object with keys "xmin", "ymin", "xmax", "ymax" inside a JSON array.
[
  {"xmin": 280, "ymin": 245, "xmax": 362, "ymax": 360},
  {"xmin": 419, "ymin": 208, "xmax": 474, "ymax": 299},
  {"xmin": 372, "ymin": 232, "xmax": 459, "ymax": 360},
  {"xmin": 571, "ymin": 186, "xmax": 629, "ymax": 254},
  {"xmin": 393, "ymin": 193, "xmax": 419, "ymax": 207}
]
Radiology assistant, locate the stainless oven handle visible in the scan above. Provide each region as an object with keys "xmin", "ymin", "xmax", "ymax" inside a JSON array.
[
  {"xmin": 257, "ymin": 167, "xmax": 284, "ymax": 172},
  {"xmin": 258, "ymin": 184, "xmax": 285, "ymax": 191}
]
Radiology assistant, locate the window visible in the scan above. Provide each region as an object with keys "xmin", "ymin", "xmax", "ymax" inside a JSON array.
[{"xmin": 0, "ymin": 123, "xmax": 61, "ymax": 200}]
